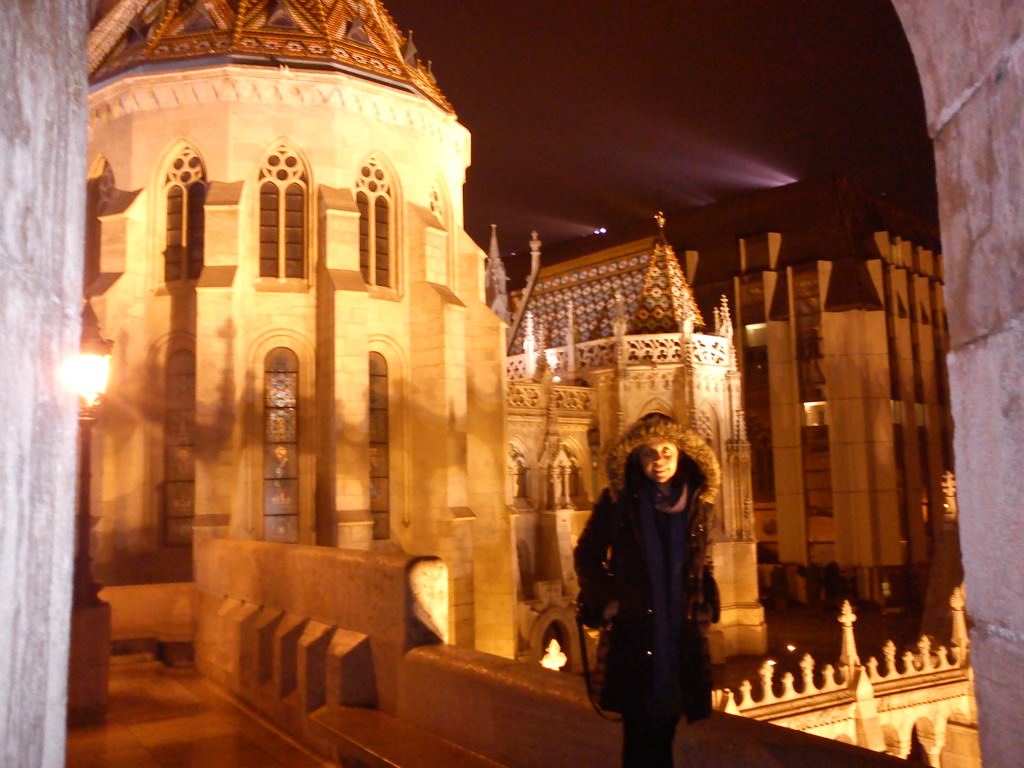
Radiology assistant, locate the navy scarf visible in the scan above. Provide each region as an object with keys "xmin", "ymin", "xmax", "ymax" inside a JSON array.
[{"xmin": 636, "ymin": 482, "xmax": 689, "ymax": 715}]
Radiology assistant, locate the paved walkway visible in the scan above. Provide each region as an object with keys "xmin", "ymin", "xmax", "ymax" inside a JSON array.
[{"xmin": 66, "ymin": 660, "xmax": 331, "ymax": 768}]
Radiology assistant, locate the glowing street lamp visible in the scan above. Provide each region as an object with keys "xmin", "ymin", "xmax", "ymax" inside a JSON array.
[
  {"xmin": 66, "ymin": 301, "xmax": 113, "ymax": 725},
  {"xmin": 61, "ymin": 302, "xmax": 112, "ymax": 414},
  {"xmin": 66, "ymin": 301, "xmax": 111, "ymax": 606}
]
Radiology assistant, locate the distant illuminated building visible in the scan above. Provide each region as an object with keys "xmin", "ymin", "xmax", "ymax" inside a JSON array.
[{"xmin": 533, "ymin": 179, "xmax": 953, "ymax": 603}]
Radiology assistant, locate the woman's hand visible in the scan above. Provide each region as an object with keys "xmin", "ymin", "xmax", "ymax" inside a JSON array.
[{"xmin": 602, "ymin": 600, "xmax": 620, "ymax": 622}]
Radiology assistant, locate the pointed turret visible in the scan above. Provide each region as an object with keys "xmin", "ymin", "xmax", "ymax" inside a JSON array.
[
  {"xmin": 485, "ymin": 224, "xmax": 511, "ymax": 323},
  {"xmin": 628, "ymin": 211, "xmax": 704, "ymax": 334},
  {"xmin": 88, "ymin": 0, "xmax": 452, "ymax": 112}
]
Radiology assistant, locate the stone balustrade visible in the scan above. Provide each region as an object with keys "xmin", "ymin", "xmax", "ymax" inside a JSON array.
[
  {"xmin": 194, "ymin": 538, "xmax": 448, "ymax": 723},
  {"xmin": 507, "ymin": 331, "xmax": 732, "ymax": 380},
  {"xmin": 716, "ymin": 594, "xmax": 976, "ymax": 762}
]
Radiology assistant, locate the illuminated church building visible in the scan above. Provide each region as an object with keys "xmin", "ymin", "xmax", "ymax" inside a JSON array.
[
  {"xmin": 85, "ymin": 0, "xmax": 771, "ymax": 667},
  {"xmin": 86, "ymin": 0, "xmax": 515, "ymax": 655},
  {"xmin": 518, "ymin": 181, "xmax": 953, "ymax": 609}
]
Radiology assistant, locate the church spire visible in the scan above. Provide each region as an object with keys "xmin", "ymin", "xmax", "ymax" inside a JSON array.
[
  {"xmin": 628, "ymin": 211, "xmax": 704, "ymax": 334},
  {"xmin": 485, "ymin": 224, "xmax": 511, "ymax": 323}
]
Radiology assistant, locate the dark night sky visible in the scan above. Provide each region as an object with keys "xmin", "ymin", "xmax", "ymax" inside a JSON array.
[{"xmin": 390, "ymin": 0, "xmax": 936, "ymax": 284}]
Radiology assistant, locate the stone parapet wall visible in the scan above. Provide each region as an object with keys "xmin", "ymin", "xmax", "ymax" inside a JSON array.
[
  {"xmin": 100, "ymin": 583, "xmax": 194, "ymax": 643},
  {"xmin": 194, "ymin": 539, "xmax": 447, "ymax": 717},
  {"xmin": 399, "ymin": 645, "xmax": 905, "ymax": 768}
]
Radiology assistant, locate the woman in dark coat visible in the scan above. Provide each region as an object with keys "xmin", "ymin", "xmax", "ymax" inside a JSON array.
[{"xmin": 574, "ymin": 413, "xmax": 720, "ymax": 768}]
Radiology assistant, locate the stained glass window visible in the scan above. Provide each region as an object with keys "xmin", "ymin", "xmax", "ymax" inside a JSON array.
[
  {"xmin": 356, "ymin": 157, "xmax": 393, "ymax": 287},
  {"xmin": 164, "ymin": 147, "xmax": 206, "ymax": 282},
  {"xmin": 258, "ymin": 145, "xmax": 307, "ymax": 279},
  {"xmin": 264, "ymin": 347, "xmax": 299, "ymax": 542},
  {"xmin": 164, "ymin": 349, "xmax": 196, "ymax": 546},
  {"xmin": 368, "ymin": 352, "xmax": 389, "ymax": 539}
]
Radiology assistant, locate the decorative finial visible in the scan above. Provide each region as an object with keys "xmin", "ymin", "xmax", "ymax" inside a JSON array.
[
  {"xmin": 655, "ymin": 210, "xmax": 666, "ymax": 230},
  {"xmin": 524, "ymin": 312, "xmax": 538, "ymax": 378},
  {"xmin": 839, "ymin": 600, "xmax": 857, "ymax": 627},
  {"xmin": 565, "ymin": 301, "xmax": 578, "ymax": 373},
  {"xmin": 529, "ymin": 230, "xmax": 542, "ymax": 280},
  {"xmin": 838, "ymin": 600, "xmax": 860, "ymax": 677},
  {"xmin": 613, "ymin": 291, "xmax": 627, "ymax": 331},
  {"xmin": 941, "ymin": 471, "xmax": 958, "ymax": 520},
  {"xmin": 403, "ymin": 30, "xmax": 418, "ymax": 66},
  {"xmin": 950, "ymin": 584, "xmax": 969, "ymax": 662},
  {"xmin": 717, "ymin": 295, "xmax": 733, "ymax": 339},
  {"xmin": 950, "ymin": 584, "xmax": 966, "ymax": 611}
]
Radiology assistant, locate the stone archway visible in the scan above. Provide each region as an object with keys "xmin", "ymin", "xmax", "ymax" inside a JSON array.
[
  {"xmin": 2, "ymin": 4, "xmax": 1023, "ymax": 767},
  {"xmin": 890, "ymin": 3, "xmax": 1024, "ymax": 763}
]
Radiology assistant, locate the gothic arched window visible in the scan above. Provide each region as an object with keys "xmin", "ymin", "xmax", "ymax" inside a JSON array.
[
  {"xmin": 264, "ymin": 347, "xmax": 299, "ymax": 542},
  {"xmin": 259, "ymin": 145, "xmax": 308, "ymax": 279},
  {"xmin": 368, "ymin": 352, "xmax": 390, "ymax": 539},
  {"xmin": 164, "ymin": 349, "xmax": 196, "ymax": 546},
  {"xmin": 164, "ymin": 147, "xmax": 206, "ymax": 282},
  {"xmin": 356, "ymin": 158, "xmax": 392, "ymax": 287}
]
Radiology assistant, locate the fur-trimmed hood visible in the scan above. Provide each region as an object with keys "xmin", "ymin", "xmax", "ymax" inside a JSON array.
[{"xmin": 605, "ymin": 415, "xmax": 720, "ymax": 505}]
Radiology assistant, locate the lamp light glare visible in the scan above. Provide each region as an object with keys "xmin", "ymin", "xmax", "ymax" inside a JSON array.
[
  {"xmin": 786, "ymin": 644, "xmax": 796, "ymax": 652},
  {"xmin": 540, "ymin": 638, "xmax": 568, "ymax": 671},
  {"xmin": 61, "ymin": 353, "xmax": 111, "ymax": 408}
]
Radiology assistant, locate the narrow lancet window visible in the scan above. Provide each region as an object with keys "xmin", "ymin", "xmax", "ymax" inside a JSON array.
[
  {"xmin": 368, "ymin": 352, "xmax": 390, "ymax": 539},
  {"xmin": 356, "ymin": 157, "xmax": 393, "ymax": 287},
  {"xmin": 258, "ymin": 145, "xmax": 308, "ymax": 279},
  {"xmin": 164, "ymin": 147, "xmax": 206, "ymax": 282},
  {"xmin": 264, "ymin": 347, "xmax": 299, "ymax": 542}
]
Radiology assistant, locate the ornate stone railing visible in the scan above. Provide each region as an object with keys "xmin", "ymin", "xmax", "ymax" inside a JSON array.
[
  {"xmin": 724, "ymin": 640, "xmax": 965, "ymax": 713},
  {"xmin": 507, "ymin": 355, "xmax": 529, "ymax": 380},
  {"xmin": 714, "ymin": 590, "xmax": 975, "ymax": 759},
  {"xmin": 507, "ymin": 382, "xmax": 543, "ymax": 409},
  {"xmin": 507, "ymin": 382, "xmax": 593, "ymax": 412},
  {"xmin": 576, "ymin": 337, "xmax": 616, "ymax": 369},
  {"xmin": 690, "ymin": 334, "xmax": 730, "ymax": 366},
  {"xmin": 550, "ymin": 386, "xmax": 593, "ymax": 411},
  {"xmin": 507, "ymin": 332, "xmax": 732, "ymax": 380}
]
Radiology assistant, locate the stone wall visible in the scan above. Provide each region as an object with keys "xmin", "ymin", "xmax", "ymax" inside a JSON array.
[
  {"xmin": 0, "ymin": 2, "xmax": 88, "ymax": 766},
  {"xmin": 100, "ymin": 583, "xmax": 194, "ymax": 643},
  {"xmin": 193, "ymin": 539, "xmax": 447, "ymax": 718},
  {"xmin": 892, "ymin": 3, "xmax": 1024, "ymax": 764},
  {"xmin": 399, "ymin": 645, "xmax": 906, "ymax": 768}
]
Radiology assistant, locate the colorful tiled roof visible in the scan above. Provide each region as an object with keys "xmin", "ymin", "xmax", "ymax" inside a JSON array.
[
  {"xmin": 509, "ymin": 221, "xmax": 703, "ymax": 354},
  {"xmin": 89, "ymin": 0, "xmax": 452, "ymax": 112},
  {"xmin": 628, "ymin": 221, "xmax": 704, "ymax": 333}
]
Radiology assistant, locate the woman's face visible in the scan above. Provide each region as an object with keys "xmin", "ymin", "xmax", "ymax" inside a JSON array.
[{"xmin": 639, "ymin": 440, "xmax": 679, "ymax": 485}]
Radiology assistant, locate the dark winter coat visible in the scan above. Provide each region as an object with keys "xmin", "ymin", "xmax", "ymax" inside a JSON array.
[{"xmin": 574, "ymin": 417, "xmax": 720, "ymax": 722}]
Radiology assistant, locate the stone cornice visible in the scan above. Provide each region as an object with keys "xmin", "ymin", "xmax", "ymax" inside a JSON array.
[{"xmin": 87, "ymin": 65, "xmax": 470, "ymax": 164}]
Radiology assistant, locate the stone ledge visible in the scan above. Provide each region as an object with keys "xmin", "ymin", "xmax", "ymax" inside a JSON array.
[{"xmin": 399, "ymin": 644, "xmax": 906, "ymax": 768}]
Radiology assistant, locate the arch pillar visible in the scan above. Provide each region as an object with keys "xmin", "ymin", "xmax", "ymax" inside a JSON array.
[
  {"xmin": 0, "ymin": 2, "xmax": 88, "ymax": 765},
  {"xmin": 893, "ymin": 2, "xmax": 1024, "ymax": 764}
]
